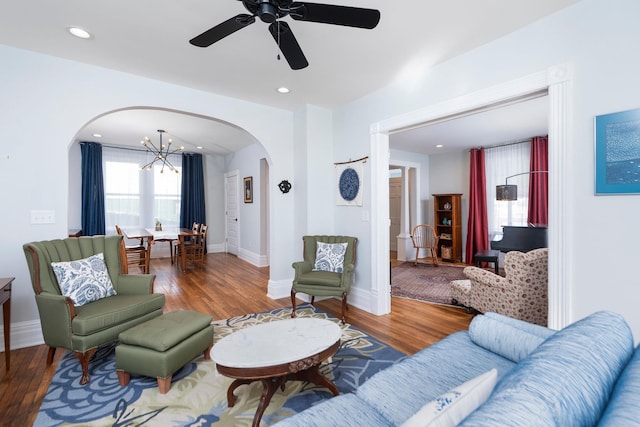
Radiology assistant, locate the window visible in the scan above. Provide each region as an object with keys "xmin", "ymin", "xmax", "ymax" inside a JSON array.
[
  {"xmin": 485, "ymin": 142, "xmax": 530, "ymax": 239},
  {"xmin": 103, "ymin": 147, "xmax": 181, "ymax": 232}
]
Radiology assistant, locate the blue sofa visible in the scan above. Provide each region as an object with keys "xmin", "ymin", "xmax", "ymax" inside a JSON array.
[{"xmin": 275, "ymin": 311, "xmax": 640, "ymax": 426}]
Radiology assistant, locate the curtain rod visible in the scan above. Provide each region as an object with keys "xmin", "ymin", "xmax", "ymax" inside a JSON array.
[
  {"xmin": 471, "ymin": 137, "xmax": 532, "ymax": 152},
  {"xmin": 94, "ymin": 143, "xmax": 196, "ymax": 155},
  {"xmin": 99, "ymin": 143, "xmax": 147, "ymax": 153}
]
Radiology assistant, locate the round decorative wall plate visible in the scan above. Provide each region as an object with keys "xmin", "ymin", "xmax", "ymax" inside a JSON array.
[{"xmin": 339, "ymin": 167, "xmax": 360, "ymax": 201}]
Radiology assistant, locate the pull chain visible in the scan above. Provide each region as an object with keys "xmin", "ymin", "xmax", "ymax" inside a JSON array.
[{"xmin": 276, "ymin": 20, "xmax": 281, "ymax": 61}]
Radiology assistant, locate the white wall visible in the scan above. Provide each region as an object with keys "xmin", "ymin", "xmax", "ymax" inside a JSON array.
[
  {"xmin": 225, "ymin": 143, "xmax": 269, "ymax": 265},
  {"xmin": 429, "ymin": 151, "xmax": 469, "ymax": 262},
  {"xmin": 204, "ymin": 153, "xmax": 227, "ymax": 250},
  {"xmin": 0, "ymin": 43, "xmax": 294, "ymax": 349},
  {"xmin": 330, "ymin": 0, "xmax": 640, "ymax": 340}
]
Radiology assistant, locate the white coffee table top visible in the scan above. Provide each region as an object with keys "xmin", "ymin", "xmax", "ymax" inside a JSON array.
[{"xmin": 211, "ymin": 318, "xmax": 342, "ymax": 368}]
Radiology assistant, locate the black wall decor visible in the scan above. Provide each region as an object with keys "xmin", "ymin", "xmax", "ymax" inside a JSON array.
[{"xmin": 278, "ymin": 180, "xmax": 292, "ymax": 194}]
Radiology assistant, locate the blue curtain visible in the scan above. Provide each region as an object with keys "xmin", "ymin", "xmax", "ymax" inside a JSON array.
[
  {"xmin": 180, "ymin": 153, "xmax": 206, "ymax": 229},
  {"xmin": 80, "ymin": 141, "xmax": 106, "ymax": 235}
]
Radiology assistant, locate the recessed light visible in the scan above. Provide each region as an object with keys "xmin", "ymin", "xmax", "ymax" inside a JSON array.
[
  {"xmin": 67, "ymin": 26, "xmax": 92, "ymax": 39},
  {"xmin": 436, "ymin": 144, "xmax": 443, "ymax": 148},
  {"xmin": 92, "ymin": 133, "xmax": 102, "ymax": 138},
  {"xmin": 197, "ymin": 146, "xmax": 203, "ymax": 150},
  {"xmin": 277, "ymin": 87, "xmax": 290, "ymax": 94}
]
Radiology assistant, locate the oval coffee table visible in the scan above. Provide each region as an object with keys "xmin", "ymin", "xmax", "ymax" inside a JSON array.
[{"xmin": 211, "ymin": 317, "xmax": 342, "ymax": 427}]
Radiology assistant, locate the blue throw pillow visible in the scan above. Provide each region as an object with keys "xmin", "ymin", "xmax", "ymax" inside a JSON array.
[
  {"xmin": 51, "ymin": 253, "xmax": 117, "ymax": 306},
  {"xmin": 313, "ymin": 242, "xmax": 348, "ymax": 273}
]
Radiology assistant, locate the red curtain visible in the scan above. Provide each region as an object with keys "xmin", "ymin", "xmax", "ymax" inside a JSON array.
[
  {"xmin": 465, "ymin": 148, "xmax": 489, "ymax": 264},
  {"xmin": 527, "ymin": 136, "xmax": 549, "ymax": 226}
]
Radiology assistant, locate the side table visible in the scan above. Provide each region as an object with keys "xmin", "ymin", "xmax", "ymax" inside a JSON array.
[
  {"xmin": 473, "ymin": 250, "xmax": 500, "ymax": 275},
  {"xmin": 0, "ymin": 277, "xmax": 13, "ymax": 372}
]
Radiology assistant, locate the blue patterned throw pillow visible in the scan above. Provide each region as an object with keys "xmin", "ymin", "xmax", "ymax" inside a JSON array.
[
  {"xmin": 51, "ymin": 253, "xmax": 117, "ymax": 306},
  {"xmin": 313, "ymin": 242, "xmax": 348, "ymax": 273}
]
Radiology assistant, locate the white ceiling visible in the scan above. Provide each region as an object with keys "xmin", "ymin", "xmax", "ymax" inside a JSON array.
[
  {"xmin": 0, "ymin": 1, "xmax": 576, "ymax": 154},
  {"xmin": 390, "ymin": 94, "xmax": 549, "ymax": 156}
]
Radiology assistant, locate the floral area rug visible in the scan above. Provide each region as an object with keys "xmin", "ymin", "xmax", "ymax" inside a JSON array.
[
  {"xmin": 391, "ymin": 262, "xmax": 467, "ymax": 306},
  {"xmin": 34, "ymin": 304, "xmax": 406, "ymax": 426}
]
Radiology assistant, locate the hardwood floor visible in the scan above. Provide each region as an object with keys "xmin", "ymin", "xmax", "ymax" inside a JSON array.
[{"xmin": 0, "ymin": 253, "xmax": 473, "ymax": 426}]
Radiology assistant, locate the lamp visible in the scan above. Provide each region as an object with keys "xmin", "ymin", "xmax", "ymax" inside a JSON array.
[
  {"xmin": 496, "ymin": 171, "xmax": 548, "ymax": 201},
  {"xmin": 140, "ymin": 129, "xmax": 184, "ymax": 173}
]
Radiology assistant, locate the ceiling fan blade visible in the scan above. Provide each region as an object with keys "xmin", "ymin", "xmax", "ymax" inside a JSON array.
[
  {"xmin": 290, "ymin": 2, "xmax": 380, "ymax": 29},
  {"xmin": 268, "ymin": 21, "xmax": 309, "ymax": 70},
  {"xmin": 189, "ymin": 14, "xmax": 256, "ymax": 47}
]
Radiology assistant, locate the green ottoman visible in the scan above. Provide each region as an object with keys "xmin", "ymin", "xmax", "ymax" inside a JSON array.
[{"xmin": 116, "ymin": 310, "xmax": 213, "ymax": 394}]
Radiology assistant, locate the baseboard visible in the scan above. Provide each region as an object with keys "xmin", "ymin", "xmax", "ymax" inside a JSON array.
[
  {"xmin": 207, "ymin": 243, "xmax": 225, "ymax": 253},
  {"xmin": 238, "ymin": 248, "xmax": 269, "ymax": 267},
  {"xmin": 0, "ymin": 319, "xmax": 44, "ymax": 351},
  {"xmin": 267, "ymin": 278, "xmax": 292, "ymax": 300}
]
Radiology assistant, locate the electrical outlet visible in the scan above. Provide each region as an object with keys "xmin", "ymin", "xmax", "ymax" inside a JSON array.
[{"xmin": 31, "ymin": 210, "xmax": 56, "ymax": 224}]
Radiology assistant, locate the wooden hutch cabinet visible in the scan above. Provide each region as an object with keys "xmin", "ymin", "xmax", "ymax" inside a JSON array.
[{"xmin": 433, "ymin": 193, "xmax": 462, "ymax": 262}]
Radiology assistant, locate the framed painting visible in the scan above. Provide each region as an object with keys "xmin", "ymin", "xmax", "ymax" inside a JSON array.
[
  {"xmin": 595, "ymin": 108, "xmax": 640, "ymax": 194},
  {"xmin": 244, "ymin": 176, "xmax": 253, "ymax": 203}
]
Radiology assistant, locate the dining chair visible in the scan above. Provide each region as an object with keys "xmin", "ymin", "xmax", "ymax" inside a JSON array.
[
  {"xmin": 183, "ymin": 224, "xmax": 208, "ymax": 270},
  {"xmin": 174, "ymin": 222, "xmax": 200, "ymax": 262},
  {"xmin": 115, "ymin": 225, "xmax": 151, "ymax": 274}
]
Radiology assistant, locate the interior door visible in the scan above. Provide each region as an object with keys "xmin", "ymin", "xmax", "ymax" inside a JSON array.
[{"xmin": 225, "ymin": 171, "xmax": 240, "ymax": 255}]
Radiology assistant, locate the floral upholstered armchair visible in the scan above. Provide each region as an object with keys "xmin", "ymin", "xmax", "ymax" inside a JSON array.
[{"xmin": 462, "ymin": 248, "xmax": 548, "ymax": 326}]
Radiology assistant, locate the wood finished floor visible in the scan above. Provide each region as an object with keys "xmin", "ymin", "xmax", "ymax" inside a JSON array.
[{"xmin": 0, "ymin": 252, "xmax": 473, "ymax": 426}]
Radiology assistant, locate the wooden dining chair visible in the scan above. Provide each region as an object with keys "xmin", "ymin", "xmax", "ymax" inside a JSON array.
[
  {"xmin": 115, "ymin": 225, "xmax": 151, "ymax": 274},
  {"xmin": 174, "ymin": 222, "xmax": 200, "ymax": 262},
  {"xmin": 183, "ymin": 224, "xmax": 208, "ymax": 269}
]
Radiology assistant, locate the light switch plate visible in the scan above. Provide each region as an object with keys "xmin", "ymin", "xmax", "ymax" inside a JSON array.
[{"xmin": 31, "ymin": 210, "xmax": 56, "ymax": 224}]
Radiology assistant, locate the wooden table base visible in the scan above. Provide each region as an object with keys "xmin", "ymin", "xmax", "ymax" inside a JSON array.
[{"xmin": 226, "ymin": 364, "xmax": 339, "ymax": 427}]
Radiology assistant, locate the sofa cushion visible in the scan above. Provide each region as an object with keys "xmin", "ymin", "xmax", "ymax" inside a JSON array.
[
  {"xmin": 460, "ymin": 311, "xmax": 634, "ymax": 427},
  {"xmin": 483, "ymin": 312, "xmax": 555, "ymax": 339},
  {"xmin": 598, "ymin": 343, "xmax": 640, "ymax": 426},
  {"xmin": 400, "ymin": 369, "xmax": 497, "ymax": 427},
  {"xmin": 313, "ymin": 241, "xmax": 348, "ymax": 273},
  {"xmin": 71, "ymin": 293, "xmax": 166, "ymax": 336},
  {"xmin": 295, "ymin": 271, "xmax": 342, "ymax": 287},
  {"xmin": 469, "ymin": 313, "xmax": 555, "ymax": 363},
  {"xmin": 51, "ymin": 253, "xmax": 116, "ymax": 306},
  {"xmin": 356, "ymin": 332, "xmax": 515, "ymax": 426},
  {"xmin": 273, "ymin": 393, "xmax": 392, "ymax": 427}
]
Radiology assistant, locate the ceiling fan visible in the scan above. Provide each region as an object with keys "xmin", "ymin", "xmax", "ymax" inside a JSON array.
[{"xmin": 189, "ymin": 0, "xmax": 381, "ymax": 70}]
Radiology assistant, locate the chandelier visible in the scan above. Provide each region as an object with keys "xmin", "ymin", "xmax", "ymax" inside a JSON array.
[{"xmin": 140, "ymin": 129, "xmax": 184, "ymax": 173}]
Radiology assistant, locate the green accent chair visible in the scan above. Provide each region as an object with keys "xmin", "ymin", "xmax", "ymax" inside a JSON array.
[
  {"xmin": 23, "ymin": 235, "xmax": 165, "ymax": 385},
  {"xmin": 291, "ymin": 235, "xmax": 357, "ymax": 323}
]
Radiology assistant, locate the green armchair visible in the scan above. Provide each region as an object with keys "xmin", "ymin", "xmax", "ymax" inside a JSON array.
[
  {"xmin": 291, "ymin": 235, "xmax": 357, "ymax": 323},
  {"xmin": 23, "ymin": 235, "xmax": 165, "ymax": 385}
]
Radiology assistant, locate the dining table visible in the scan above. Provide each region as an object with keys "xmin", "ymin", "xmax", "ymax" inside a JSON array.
[{"xmin": 144, "ymin": 227, "xmax": 201, "ymax": 271}]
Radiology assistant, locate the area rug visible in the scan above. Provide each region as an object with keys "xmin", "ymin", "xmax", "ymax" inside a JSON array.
[
  {"xmin": 34, "ymin": 304, "xmax": 406, "ymax": 426},
  {"xmin": 391, "ymin": 262, "xmax": 467, "ymax": 306}
]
